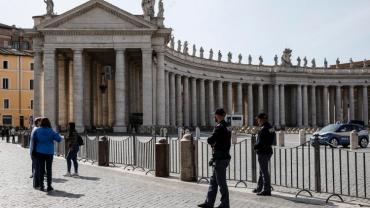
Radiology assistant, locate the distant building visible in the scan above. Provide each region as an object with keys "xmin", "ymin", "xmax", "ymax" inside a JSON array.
[{"xmin": 0, "ymin": 23, "xmax": 34, "ymax": 128}]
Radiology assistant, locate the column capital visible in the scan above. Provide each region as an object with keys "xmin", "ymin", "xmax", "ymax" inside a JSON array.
[
  {"xmin": 72, "ymin": 48, "xmax": 83, "ymax": 53},
  {"xmin": 142, "ymin": 48, "xmax": 153, "ymax": 54},
  {"xmin": 115, "ymin": 48, "xmax": 126, "ymax": 53}
]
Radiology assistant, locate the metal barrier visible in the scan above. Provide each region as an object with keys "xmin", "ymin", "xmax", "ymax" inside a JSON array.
[{"xmin": 169, "ymin": 136, "xmax": 180, "ymax": 174}]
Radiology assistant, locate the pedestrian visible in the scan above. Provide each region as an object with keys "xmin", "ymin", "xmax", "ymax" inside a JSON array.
[
  {"xmin": 198, "ymin": 109, "xmax": 231, "ymax": 208},
  {"xmin": 64, "ymin": 123, "xmax": 83, "ymax": 177},
  {"xmin": 31, "ymin": 118, "xmax": 62, "ymax": 192},
  {"xmin": 5, "ymin": 127, "xmax": 10, "ymax": 143},
  {"xmin": 1, "ymin": 127, "xmax": 4, "ymax": 140},
  {"xmin": 29, "ymin": 117, "xmax": 43, "ymax": 180},
  {"xmin": 253, "ymin": 113, "xmax": 275, "ymax": 196},
  {"xmin": 10, "ymin": 127, "xmax": 16, "ymax": 144}
]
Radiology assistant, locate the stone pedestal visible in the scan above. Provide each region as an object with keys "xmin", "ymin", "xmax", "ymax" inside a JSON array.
[
  {"xmin": 180, "ymin": 134, "xmax": 197, "ymax": 182},
  {"xmin": 277, "ymin": 131, "xmax": 285, "ymax": 147},
  {"xmin": 299, "ymin": 129, "xmax": 306, "ymax": 146},
  {"xmin": 350, "ymin": 130, "xmax": 358, "ymax": 150},
  {"xmin": 155, "ymin": 140, "xmax": 169, "ymax": 177},
  {"xmin": 98, "ymin": 137, "xmax": 109, "ymax": 166}
]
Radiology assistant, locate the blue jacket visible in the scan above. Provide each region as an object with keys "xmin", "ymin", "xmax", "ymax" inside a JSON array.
[{"xmin": 31, "ymin": 127, "xmax": 62, "ymax": 155}]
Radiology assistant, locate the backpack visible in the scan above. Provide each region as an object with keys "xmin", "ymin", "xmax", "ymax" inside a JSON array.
[{"xmin": 77, "ymin": 135, "xmax": 84, "ymax": 146}]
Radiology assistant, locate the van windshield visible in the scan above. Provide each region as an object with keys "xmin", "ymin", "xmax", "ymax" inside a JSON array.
[{"xmin": 319, "ymin": 124, "xmax": 340, "ymax": 133}]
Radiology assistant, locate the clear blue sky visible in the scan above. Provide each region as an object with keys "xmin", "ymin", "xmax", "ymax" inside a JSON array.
[{"xmin": 1, "ymin": 0, "xmax": 369, "ymax": 65}]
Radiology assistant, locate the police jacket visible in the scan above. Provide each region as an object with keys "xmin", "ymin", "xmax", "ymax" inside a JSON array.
[
  {"xmin": 207, "ymin": 120, "xmax": 231, "ymax": 160},
  {"xmin": 254, "ymin": 122, "xmax": 274, "ymax": 155}
]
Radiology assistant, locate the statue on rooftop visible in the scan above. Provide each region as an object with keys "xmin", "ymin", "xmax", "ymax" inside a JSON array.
[
  {"xmin": 336, "ymin": 58, "xmax": 340, "ymax": 69},
  {"xmin": 183, "ymin": 41, "xmax": 189, "ymax": 55},
  {"xmin": 227, "ymin": 52, "xmax": 232, "ymax": 63},
  {"xmin": 274, "ymin": 55, "xmax": 278, "ymax": 66},
  {"xmin": 209, "ymin": 49, "xmax": 214, "ymax": 60},
  {"xmin": 281, "ymin": 48, "xmax": 292, "ymax": 67},
  {"xmin": 324, "ymin": 58, "xmax": 328, "ymax": 69},
  {"xmin": 192, "ymin": 44, "xmax": 197, "ymax": 56},
  {"xmin": 349, "ymin": 58, "xmax": 354, "ymax": 68},
  {"xmin": 248, "ymin": 55, "xmax": 252, "ymax": 65},
  {"xmin": 44, "ymin": 0, "xmax": 54, "ymax": 15},
  {"xmin": 200, "ymin": 47, "xmax": 204, "ymax": 58},
  {"xmin": 218, "ymin": 50, "xmax": 222, "ymax": 62},
  {"xmin": 303, "ymin": 57, "xmax": 307, "ymax": 67},
  {"xmin": 177, "ymin": 40, "xmax": 182, "ymax": 52},
  {"xmin": 158, "ymin": 0, "xmax": 164, "ymax": 18},
  {"xmin": 311, "ymin": 58, "xmax": 316, "ymax": 68},
  {"xmin": 297, "ymin": 56, "xmax": 301, "ymax": 67},
  {"xmin": 259, "ymin": 56, "xmax": 263, "ymax": 66},
  {"xmin": 170, "ymin": 36, "xmax": 175, "ymax": 49},
  {"xmin": 238, "ymin": 54, "xmax": 242, "ymax": 64},
  {"xmin": 142, "ymin": 0, "xmax": 155, "ymax": 18}
]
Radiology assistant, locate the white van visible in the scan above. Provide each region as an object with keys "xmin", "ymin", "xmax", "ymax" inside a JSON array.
[{"xmin": 225, "ymin": 114, "xmax": 244, "ymax": 127}]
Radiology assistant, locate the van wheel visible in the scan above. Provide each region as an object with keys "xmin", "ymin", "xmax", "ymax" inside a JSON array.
[{"xmin": 329, "ymin": 138, "xmax": 339, "ymax": 148}]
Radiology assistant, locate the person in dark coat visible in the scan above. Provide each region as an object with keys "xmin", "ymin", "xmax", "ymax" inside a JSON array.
[
  {"xmin": 253, "ymin": 113, "xmax": 275, "ymax": 196},
  {"xmin": 64, "ymin": 123, "xmax": 81, "ymax": 177},
  {"xmin": 198, "ymin": 108, "xmax": 231, "ymax": 208},
  {"xmin": 5, "ymin": 127, "xmax": 10, "ymax": 143},
  {"xmin": 1, "ymin": 127, "xmax": 4, "ymax": 140}
]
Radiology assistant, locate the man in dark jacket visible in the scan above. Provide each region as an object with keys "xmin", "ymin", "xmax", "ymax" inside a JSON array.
[
  {"xmin": 198, "ymin": 108, "xmax": 231, "ymax": 208},
  {"xmin": 253, "ymin": 113, "xmax": 274, "ymax": 196}
]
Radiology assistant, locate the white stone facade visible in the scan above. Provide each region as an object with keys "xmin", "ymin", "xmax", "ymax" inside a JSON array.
[{"xmin": 30, "ymin": 0, "xmax": 370, "ymax": 132}]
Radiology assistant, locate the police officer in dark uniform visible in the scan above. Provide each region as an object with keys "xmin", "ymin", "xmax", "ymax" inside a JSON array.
[
  {"xmin": 253, "ymin": 113, "xmax": 274, "ymax": 196},
  {"xmin": 198, "ymin": 108, "xmax": 231, "ymax": 208}
]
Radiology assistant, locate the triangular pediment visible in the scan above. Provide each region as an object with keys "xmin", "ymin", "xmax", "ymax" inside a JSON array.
[{"xmin": 38, "ymin": 0, "xmax": 157, "ymax": 30}]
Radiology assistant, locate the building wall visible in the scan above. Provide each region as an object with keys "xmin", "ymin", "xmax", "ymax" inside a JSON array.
[{"xmin": 0, "ymin": 53, "xmax": 34, "ymax": 128}]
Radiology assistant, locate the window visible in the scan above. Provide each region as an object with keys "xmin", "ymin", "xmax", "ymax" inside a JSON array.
[
  {"xmin": 2, "ymin": 115, "xmax": 12, "ymax": 125},
  {"xmin": 3, "ymin": 99, "xmax": 9, "ymax": 109},
  {"xmin": 30, "ymin": 100, "xmax": 33, "ymax": 110},
  {"xmin": 30, "ymin": 80, "xmax": 34, "ymax": 90},
  {"xmin": 30, "ymin": 63, "xmax": 34, "ymax": 71},
  {"xmin": 2, "ymin": 78, "xmax": 9, "ymax": 89},
  {"xmin": 3, "ymin": 61, "xmax": 8, "ymax": 69}
]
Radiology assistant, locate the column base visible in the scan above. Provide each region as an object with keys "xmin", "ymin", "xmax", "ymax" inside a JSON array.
[{"xmin": 113, "ymin": 126, "xmax": 128, "ymax": 133}]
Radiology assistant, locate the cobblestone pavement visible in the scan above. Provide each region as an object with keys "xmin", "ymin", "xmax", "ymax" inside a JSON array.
[{"xmin": 0, "ymin": 140, "xmax": 364, "ymax": 208}]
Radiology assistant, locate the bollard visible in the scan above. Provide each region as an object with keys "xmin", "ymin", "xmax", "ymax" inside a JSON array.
[
  {"xmin": 277, "ymin": 131, "xmax": 285, "ymax": 147},
  {"xmin": 21, "ymin": 133, "xmax": 27, "ymax": 148},
  {"xmin": 350, "ymin": 130, "xmax": 359, "ymax": 150},
  {"xmin": 155, "ymin": 139, "xmax": 169, "ymax": 177},
  {"xmin": 98, "ymin": 137, "xmax": 109, "ymax": 166},
  {"xmin": 180, "ymin": 134, "xmax": 196, "ymax": 182},
  {"xmin": 299, "ymin": 129, "xmax": 306, "ymax": 146}
]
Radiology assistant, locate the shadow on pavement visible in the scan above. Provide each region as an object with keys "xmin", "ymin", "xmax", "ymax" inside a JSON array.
[
  {"xmin": 270, "ymin": 194, "xmax": 336, "ymax": 206},
  {"xmin": 52, "ymin": 178, "xmax": 68, "ymax": 183},
  {"xmin": 47, "ymin": 190, "xmax": 85, "ymax": 198},
  {"xmin": 76, "ymin": 176, "xmax": 100, "ymax": 181}
]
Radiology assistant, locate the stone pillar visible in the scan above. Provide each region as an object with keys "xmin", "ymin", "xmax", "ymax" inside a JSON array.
[
  {"xmin": 322, "ymin": 86, "xmax": 329, "ymax": 126},
  {"xmin": 258, "ymin": 84, "xmax": 264, "ymax": 113},
  {"xmin": 208, "ymin": 80, "xmax": 214, "ymax": 126},
  {"xmin": 191, "ymin": 78, "xmax": 197, "ymax": 126},
  {"xmin": 156, "ymin": 49, "xmax": 166, "ymax": 126},
  {"xmin": 169, "ymin": 73, "xmax": 176, "ymax": 126},
  {"xmin": 311, "ymin": 85, "xmax": 317, "ymax": 127},
  {"xmin": 237, "ymin": 83, "xmax": 243, "ymax": 114},
  {"xmin": 84, "ymin": 55, "xmax": 92, "ymax": 129},
  {"xmin": 97, "ymin": 64, "xmax": 102, "ymax": 126},
  {"xmin": 303, "ymin": 85, "xmax": 309, "ymax": 127},
  {"xmin": 274, "ymin": 84, "xmax": 280, "ymax": 128},
  {"xmin": 183, "ymin": 77, "xmax": 190, "ymax": 127},
  {"xmin": 349, "ymin": 85, "xmax": 355, "ymax": 120},
  {"xmin": 33, "ymin": 50, "xmax": 43, "ymax": 118},
  {"xmin": 176, "ymin": 75, "xmax": 183, "ymax": 126},
  {"xmin": 248, "ymin": 83, "xmax": 254, "ymax": 126},
  {"xmin": 217, "ymin": 81, "xmax": 223, "ymax": 108},
  {"xmin": 343, "ymin": 87, "xmax": 349, "ymax": 121},
  {"xmin": 43, "ymin": 49, "xmax": 57, "ymax": 128},
  {"xmin": 335, "ymin": 85, "xmax": 342, "ymax": 122},
  {"xmin": 73, "ymin": 49, "xmax": 84, "ymax": 132},
  {"xmin": 114, "ymin": 49, "xmax": 127, "ymax": 132},
  {"xmin": 280, "ymin": 84, "xmax": 286, "ymax": 127},
  {"xmin": 68, "ymin": 60, "xmax": 74, "ymax": 123},
  {"xmin": 268, "ymin": 85, "xmax": 274, "ymax": 123},
  {"xmin": 199, "ymin": 79, "xmax": 206, "ymax": 126},
  {"xmin": 165, "ymin": 71, "xmax": 170, "ymax": 125},
  {"xmin": 297, "ymin": 84, "xmax": 302, "ymax": 127},
  {"xmin": 227, "ymin": 82, "xmax": 233, "ymax": 114},
  {"xmin": 329, "ymin": 88, "xmax": 335, "ymax": 123},
  {"xmin": 142, "ymin": 49, "xmax": 153, "ymax": 126},
  {"xmin": 57, "ymin": 54, "xmax": 67, "ymax": 128},
  {"xmin": 363, "ymin": 86, "xmax": 369, "ymax": 126}
]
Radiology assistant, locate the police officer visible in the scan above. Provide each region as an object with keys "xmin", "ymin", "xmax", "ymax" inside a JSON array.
[
  {"xmin": 198, "ymin": 108, "xmax": 231, "ymax": 208},
  {"xmin": 253, "ymin": 113, "xmax": 274, "ymax": 196}
]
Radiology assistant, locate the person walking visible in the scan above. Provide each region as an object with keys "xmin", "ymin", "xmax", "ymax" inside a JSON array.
[
  {"xmin": 30, "ymin": 117, "xmax": 43, "ymax": 180},
  {"xmin": 1, "ymin": 127, "xmax": 4, "ymax": 140},
  {"xmin": 31, "ymin": 118, "xmax": 62, "ymax": 192},
  {"xmin": 5, "ymin": 127, "xmax": 10, "ymax": 143},
  {"xmin": 10, "ymin": 127, "xmax": 16, "ymax": 144},
  {"xmin": 64, "ymin": 123, "xmax": 82, "ymax": 177},
  {"xmin": 198, "ymin": 109, "xmax": 231, "ymax": 208},
  {"xmin": 253, "ymin": 113, "xmax": 275, "ymax": 196}
]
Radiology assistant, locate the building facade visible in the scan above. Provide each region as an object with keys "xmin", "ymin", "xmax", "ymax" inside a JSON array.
[{"xmin": 30, "ymin": 0, "xmax": 370, "ymax": 132}]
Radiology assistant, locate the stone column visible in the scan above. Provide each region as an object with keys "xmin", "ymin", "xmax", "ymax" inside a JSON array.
[
  {"xmin": 165, "ymin": 71, "xmax": 170, "ymax": 125},
  {"xmin": 33, "ymin": 50, "xmax": 43, "ymax": 118},
  {"xmin": 343, "ymin": 87, "xmax": 349, "ymax": 121},
  {"xmin": 183, "ymin": 77, "xmax": 190, "ymax": 127},
  {"xmin": 311, "ymin": 85, "xmax": 317, "ymax": 127},
  {"xmin": 248, "ymin": 84, "xmax": 254, "ymax": 126},
  {"xmin": 142, "ymin": 49, "xmax": 153, "ymax": 126},
  {"xmin": 274, "ymin": 84, "xmax": 280, "ymax": 128},
  {"xmin": 258, "ymin": 84, "xmax": 264, "ymax": 113},
  {"xmin": 323, "ymin": 86, "xmax": 329, "ymax": 126},
  {"xmin": 349, "ymin": 85, "xmax": 355, "ymax": 120},
  {"xmin": 329, "ymin": 88, "xmax": 335, "ymax": 123},
  {"xmin": 73, "ymin": 49, "xmax": 84, "ymax": 132},
  {"xmin": 84, "ymin": 55, "xmax": 92, "ymax": 129},
  {"xmin": 237, "ymin": 83, "xmax": 243, "ymax": 114},
  {"xmin": 176, "ymin": 75, "xmax": 183, "ymax": 126},
  {"xmin": 268, "ymin": 85, "xmax": 274, "ymax": 123},
  {"xmin": 68, "ymin": 60, "xmax": 74, "ymax": 123},
  {"xmin": 217, "ymin": 81, "xmax": 223, "ymax": 108},
  {"xmin": 156, "ymin": 49, "xmax": 166, "ymax": 126},
  {"xmin": 227, "ymin": 82, "xmax": 233, "ymax": 114},
  {"xmin": 92, "ymin": 62, "xmax": 98, "ymax": 126},
  {"xmin": 97, "ymin": 64, "xmax": 102, "ymax": 126},
  {"xmin": 280, "ymin": 84, "xmax": 286, "ymax": 127},
  {"xmin": 303, "ymin": 85, "xmax": 309, "ymax": 127},
  {"xmin": 113, "ymin": 49, "xmax": 127, "ymax": 132},
  {"xmin": 335, "ymin": 85, "xmax": 342, "ymax": 122},
  {"xmin": 199, "ymin": 79, "xmax": 206, "ymax": 126},
  {"xmin": 57, "ymin": 54, "xmax": 67, "ymax": 128},
  {"xmin": 363, "ymin": 86, "xmax": 369, "ymax": 126},
  {"xmin": 208, "ymin": 80, "xmax": 215, "ymax": 126},
  {"xmin": 43, "ymin": 49, "xmax": 57, "ymax": 128},
  {"xmin": 191, "ymin": 78, "xmax": 197, "ymax": 126},
  {"xmin": 169, "ymin": 73, "xmax": 176, "ymax": 126},
  {"xmin": 296, "ymin": 84, "xmax": 302, "ymax": 127}
]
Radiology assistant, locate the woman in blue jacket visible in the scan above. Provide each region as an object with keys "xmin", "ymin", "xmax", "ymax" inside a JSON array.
[{"xmin": 31, "ymin": 117, "xmax": 62, "ymax": 192}]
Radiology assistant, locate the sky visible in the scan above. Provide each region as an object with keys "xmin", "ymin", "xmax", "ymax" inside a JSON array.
[{"xmin": 1, "ymin": 0, "xmax": 369, "ymax": 66}]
